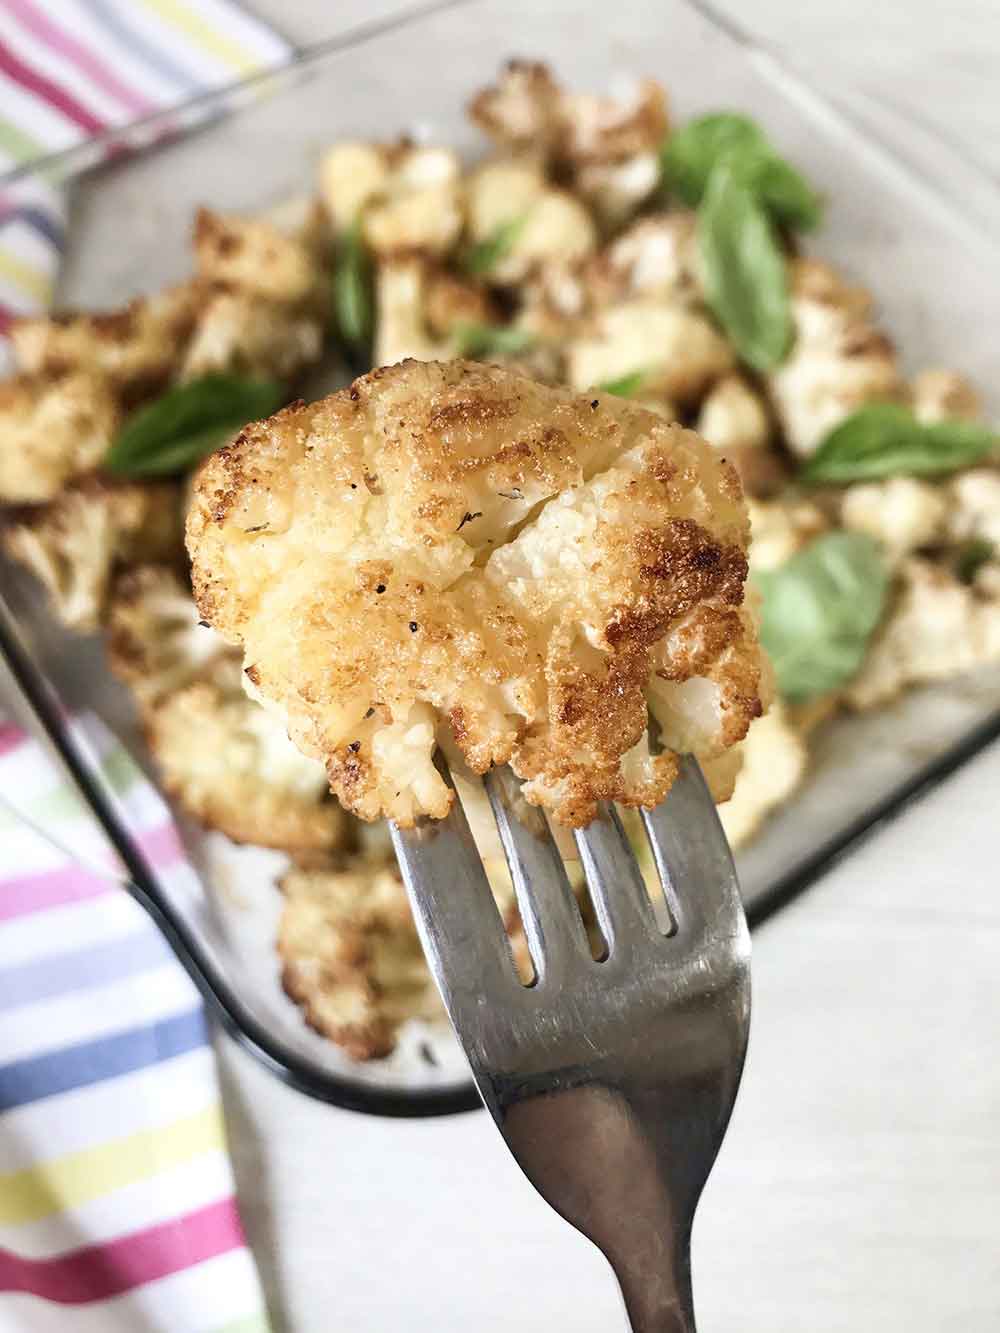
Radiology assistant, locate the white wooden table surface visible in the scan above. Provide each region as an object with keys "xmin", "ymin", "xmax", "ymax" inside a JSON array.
[{"xmin": 212, "ymin": 3, "xmax": 1000, "ymax": 1329}]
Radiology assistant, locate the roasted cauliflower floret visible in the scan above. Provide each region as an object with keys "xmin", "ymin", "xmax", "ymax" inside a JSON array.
[
  {"xmin": 840, "ymin": 477, "xmax": 946, "ymax": 564},
  {"xmin": 846, "ymin": 557, "xmax": 1000, "ymax": 709},
  {"xmin": 181, "ymin": 289, "xmax": 323, "ymax": 381},
  {"xmin": 0, "ymin": 370, "xmax": 118, "ymax": 502},
  {"xmin": 3, "ymin": 477, "xmax": 182, "ymax": 631},
  {"xmin": 943, "ymin": 469, "xmax": 1000, "ymax": 548},
  {"xmin": 188, "ymin": 360, "xmax": 764, "ymax": 828},
  {"xmin": 586, "ymin": 213, "xmax": 701, "ymax": 308},
  {"xmin": 193, "ymin": 208, "xmax": 322, "ymax": 305},
  {"xmin": 574, "ymin": 154, "xmax": 663, "ymax": 231},
  {"xmin": 468, "ymin": 59, "xmax": 564, "ymax": 154},
  {"xmin": 147, "ymin": 679, "xmax": 346, "ymax": 856},
  {"xmin": 767, "ymin": 258, "xmax": 901, "ymax": 457},
  {"xmin": 465, "ymin": 160, "xmax": 597, "ymax": 285},
  {"xmin": 696, "ymin": 374, "xmax": 784, "ymax": 498},
  {"xmin": 910, "ymin": 368, "xmax": 982, "ymax": 425},
  {"xmin": 374, "ymin": 257, "xmax": 496, "ymax": 367},
  {"xmin": 277, "ymin": 860, "xmax": 442, "ymax": 1059},
  {"xmin": 320, "ymin": 142, "xmax": 463, "ymax": 257},
  {"xmin": 469, "ymin": 61, "xmax": 667, "ymax": 165},
  {"xmin": 106, "ymin": 564, "xmax": 238, "ymax": 710},
  {"xmin": 712, "ymin": 700, "xmax": 807, "ymax": 848},
  {"xmin": 567, "ymin": 299, "xmax": 733, "ymax": 404},
  {"xmin": 747, "ymin": 496, "xmax": 829, "ymax": 575},
  {"xmin": 10, "ymin": 285, "xmax": 198, "ymax": 397}
]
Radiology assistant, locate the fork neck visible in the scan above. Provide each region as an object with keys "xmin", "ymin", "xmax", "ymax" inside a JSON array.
[{"xmin": 615, "ymin": 1229, "xmax": 696, "ymax": 1333}]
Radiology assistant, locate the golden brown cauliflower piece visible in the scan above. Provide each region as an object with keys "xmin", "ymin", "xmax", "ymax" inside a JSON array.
[
  {"xmin": 567, "ymin": 299, "xmax": 733, "ymax": 404},
  {"xmin": 586, "ymin": 213, "xmax": 701, "ymax": 309},
  {"xmin": 180, "ymin": 289, "xmax": 324, "ymax": 382},
  {"xmin": 319, "ymin": 142, "xmax": 463, "ymax": 257},
  {"xmin": 840, "ymin": 477, "xmax": 946, "ymax": 565},
  {"xmin": 846, "ymin": 558, "xmax": 1000, "ymax": 709},
  {"xmin": 0, "ymin": 370, "xmax": 119, "ymax": 503},
  {"xmin": 910, "ymin": 368, "xmax": 982, "ymax": 425},
  {"xmin": 696, "ymin": 374, "xmax": 785, "ymax": 498},
  {"xmin": 767, "ymin": 258, "xmax": 901, "ymax": 457},
  {"xmin": 373, "ymin": 257, "xmax": 497, "ymax": 367},
  {"xmin": 3, "ymin": 477, "xmax": 182, "ymax": 631},
  {"xmin": 192, "ymin": 208, "xmax": 321, "ymax": 305},
  {"xmin": 188, "ymin": 360, "xmax": 764, "ymax": 828},
  {"xmin": 10, "ymin": 285, "xmax": 198, "ymax": 399},
  {"xmin": 146, "ymin": 679, "xmax": 346, "ymax": 857},
  {"xmin": 277, "ymin": 860, "xmax": 443, "ymax": 1059},
  {"xmin": 469, "ymin": 61, "xmax": 667, "ymax": 165},
  {"xmin": 465, "ymin": 159, "xmax": 597, "ymax": 286},
  {"xmin": 106, "ymin": 564, "xmax": 239, "ymax": 711}
]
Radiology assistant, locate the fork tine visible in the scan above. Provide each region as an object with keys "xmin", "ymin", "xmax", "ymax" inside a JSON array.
[
  {"xmin": 390, "ymin": 773, "xmax": 517, "ymax": 1008},
  {"xmin": 484, "ymin": 767, "xmax": 591, "ymax": 983},
  {"xmin": 641, "ymin": 755, "xmax": 744, "ymax": 947},
  {"xmin": 573, "ymin": 803, "xmax": 658, "ymax": 957}
]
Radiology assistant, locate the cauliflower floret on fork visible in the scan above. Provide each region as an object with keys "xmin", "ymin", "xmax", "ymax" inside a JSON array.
[{"xmin": 187, "ymin": 359, "xmax": 765, "ymax": 828}]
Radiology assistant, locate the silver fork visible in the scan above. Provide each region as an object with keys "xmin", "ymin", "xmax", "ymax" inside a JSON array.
[{"xmin": 390, "ymin": 755, "xmax": 751, "ymax": 1332}]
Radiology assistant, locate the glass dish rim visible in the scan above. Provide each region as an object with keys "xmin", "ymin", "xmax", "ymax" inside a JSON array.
[{"xmin": 3, "ymin": 0, "xmax": 999, "ymax": 1117}]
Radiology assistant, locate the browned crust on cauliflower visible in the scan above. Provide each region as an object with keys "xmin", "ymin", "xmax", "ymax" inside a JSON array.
[{"xmin": 187, "ymin": 359, "xmax": 764, "ymax": 828}]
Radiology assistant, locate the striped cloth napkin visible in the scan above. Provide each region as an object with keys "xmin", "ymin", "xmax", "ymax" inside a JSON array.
[
  {"xmin": 0, "ymin": 712, "xmax": 271, "ymax": 1331},
  {"xmin": 0, "ymin": 1, "xmax": 293, "ymax": 1326},
  {"xmin": 0, "ymin": 0, "xmax": 291, "ymax": 333}
]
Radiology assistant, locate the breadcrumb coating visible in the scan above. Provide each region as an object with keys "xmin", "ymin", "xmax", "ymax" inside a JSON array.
[
  {"xmin": 188, "ymin": 359, "xmax": 764, "ymax": 827},
  {"xmin": 0, "ymin": 370, "xmax": 118, "ymax": 503},
  {"xmin": 3, "ymin": 476, "xmax": 182, "ymax": 631}
]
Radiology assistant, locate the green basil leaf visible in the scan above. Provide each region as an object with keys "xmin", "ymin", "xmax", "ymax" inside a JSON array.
[
  {"xmin": 757, "ymin": 531, "xmax": 889, "ymax": 702},
  {"xmin": 802, "ymin": 403, "xmax": 996, "ymax": 484},
  {"xmin": 453, "ymin": 322, "xmax": 536, "ymax": 359},
  {"xmin": 598, "ymin": 371, "xmax": 645, "ymax": 397},
  {"xmin": 333, "ymin": 218, "xmax": 373, "ymax": 353},
  {"xmin": 661, "ymin": 111, "xmax": 822, "ymax": 231},
  {"xmin": 748, "ymin": 153, "xmax": 823, "ymax": 231},
  {"xmin": 955, "ymin": 537, "xmax": 995, "ymax": 584},
  {"xmin": 699, "ymin": 163, "xmax": 791, "ymax": 372},
  {"xmin": 463, "ymin": 215, "xmax": 528, "ymax": 276},
  {"xmin": 106, "ymin": 374, "xmax": 285, "ymax": 479},
  {"xmin": 660, "ymin": 113, "xmax": 765, "ymax": 205}
]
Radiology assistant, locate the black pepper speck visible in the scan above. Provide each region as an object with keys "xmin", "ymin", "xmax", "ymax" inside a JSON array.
[{"xmin": 409, "ymin": 621, "xmax": 419, "ymax": 633}]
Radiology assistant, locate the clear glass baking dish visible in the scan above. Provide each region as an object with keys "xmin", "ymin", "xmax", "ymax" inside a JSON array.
[{"xmin": 3, "ymin": 0, "xmax": 999, "ymax": 1116}]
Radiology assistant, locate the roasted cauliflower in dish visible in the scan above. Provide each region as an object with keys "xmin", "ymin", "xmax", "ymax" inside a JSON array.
[
  {"xmin": 188, "ymin": 359, "xmax": 765, "ymax": 827},
  {"xmin": 4, "ymin": 53, "xmax": 998, "ymax": 1066},
  {"xmin": 106, "ymin": 564, "xmax": 238, "ymax": 710},
  {"xmin": 3, "ymin": 477, "xmax": 182, "ymax": 631},
  {"xmin": 278, "ymin": 861, "xmax": 438, "ymax": 1060},
  {"xmin": 10, "ymin": 285, "xmax": 199, "ymax": 399},
  {"xmin": 147, "ymin": 679, "xmax": 346, "ymax": 857},
  {"xmin": 0, "ymin": 370, "xmax": 119, "ymax": 503}
]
